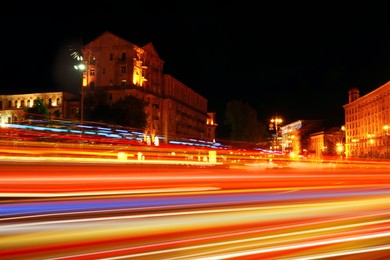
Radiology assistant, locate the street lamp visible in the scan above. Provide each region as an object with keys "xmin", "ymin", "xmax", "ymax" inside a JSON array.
[
  {"xmin": 383, "ymin": 125, "xmax": 389, "ymax": 135},
  {"xmin": 270, "ymin": 116, "xmax": 283, "ymax": 151},
  {"xmin": 336, "ymin": 142, "xmax": 344, "ymax": 160},
  {"xmin": 74, "ymin": 56, "xmax": 87, "ymax": 122}
]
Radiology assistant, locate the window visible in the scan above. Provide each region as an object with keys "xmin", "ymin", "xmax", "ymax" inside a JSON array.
[
  {"xmin": 121, "ymin": 67, "xmax": 126, "ymax": 74},
  {"xmin": 89, "ymin": 56, "xmax": 95, "ymax": 65},
  {"xmin": 121, "ymin": 52, "xmax": 126, "ymax": 61},
  {"xmin": 110, "ymin": 53, "xmax": 113, "ymax": 61},
  {"xmin": 90, "ymin": 69, "xmax": 95, "ymax": 76}
]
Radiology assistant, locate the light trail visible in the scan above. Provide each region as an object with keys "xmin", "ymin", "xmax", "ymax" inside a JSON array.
[{"xmin": 1, "ymin": 147, "xmax": 390, "ymax": 259}]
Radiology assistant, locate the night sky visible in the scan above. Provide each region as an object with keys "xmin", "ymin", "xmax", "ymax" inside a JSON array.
[{"xmin": 2, "ymin": 3, "xmax": 390, "ymax": 128}]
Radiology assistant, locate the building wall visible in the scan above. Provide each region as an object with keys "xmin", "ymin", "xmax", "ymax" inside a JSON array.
[
  {"xmin": 81, "ymin": 32, "xmax": 143, "ymax": 89},
  {"xmin": 344, "ymin": 82, "xmax": 390, "ymax": 159},
  {"xmin": 80, "ymin": 31, "xmax": 209, "ymax": 143},
  {"xmin": 309, "ymin": 132, "xmax": 325, "ymax": 158},
  {"xmin": 162, "ymin": 75, "xmax": 208, "ymax": 141},
  {"xmin": 309, "ymin": 129, "xmax": 345, "ymax": 159}
]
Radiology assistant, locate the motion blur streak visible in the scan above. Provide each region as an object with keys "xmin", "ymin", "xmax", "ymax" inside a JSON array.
[
  {"xmin": 2, "ymin": 157, "xmax": 390, "ymax": 259},
  {"xmin": 0, "ymin": 186, "xmax": 220, "ymax": 198},
  {"xmin": 2, "ymin": 195, "xmax": 390, "ymax": 258},
  {"xmin": 287, "ymin": 245, "xmax": 390, "ymax": 260}
]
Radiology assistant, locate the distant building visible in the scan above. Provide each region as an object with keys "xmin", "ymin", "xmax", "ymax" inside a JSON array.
[
  {"xmin": 0, "ymin": 92, "xmax": 79, "ymax": 124},
  {"xmin": 344, "ymin": 82, "xmax": 390, "ymax": 159},
  {"xmin": 280, "ymin": 120, "xmax": 325, "ymax": 157},
  {"xmin": 309, "ymin": 126, "xmax": 345, "ymax": 159},
  {"xmin": 79, "ymin": 31, "xmax": 213, "ymax": 143}
]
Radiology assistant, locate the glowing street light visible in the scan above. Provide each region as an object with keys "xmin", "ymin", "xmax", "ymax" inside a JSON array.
[
  {"xmin": 336, "ymin": 142, "xmax": 344, "ymax": 160},
  {"xmin": 367, "ymin": 134, "xmax": 375, "ymax": 158},
  {"xmin": 383, "ymin": 125, "xmax": 389, "ymax": 135},
  {"xmin": 74, "ymin": 56, "xmax": 87, "ymax": 122}
]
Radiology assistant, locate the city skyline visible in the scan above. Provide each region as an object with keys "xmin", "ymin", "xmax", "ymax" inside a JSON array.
[{"xmin": 1, "ymin": 3, "xmax": 390, "ymax": 128}]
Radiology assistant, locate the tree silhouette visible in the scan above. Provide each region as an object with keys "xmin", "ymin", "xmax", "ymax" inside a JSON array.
[
  {"xmin": 24, "ymin": 98, "xmax": 49, "ymax": 120},
  {"xmin": 224, "ymin": 100, "xmax": 267, "ymax": 143},
  {"xmin": 83, "ymin": 89, "xmax": 147, "ymax": 129},
  {"xmin": 111, "ymin": 95, "xmax": 147, "ymax": 129}
]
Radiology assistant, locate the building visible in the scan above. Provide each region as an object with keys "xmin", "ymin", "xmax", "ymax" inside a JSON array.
[
  {"xmin": 309, "ymin": 126, "xmax": 345, "ymax": 159},
  {"xmin": 344, "ymin": 82, "xmax": 390, "ymax": 159},
  {"xmin": 0, "ymin": 91, "xmax": 79, "ymax": 124},
  {"xmin": 206, "ymin": 112, "xmax": 218, "ymax": 141},
  {"xmin": 79, "ymin": 31, "xmax": 212, "ymax": 143},
  {"xmin": 280, "ymin": 120, "xmax": 325, "ymax": 157}
]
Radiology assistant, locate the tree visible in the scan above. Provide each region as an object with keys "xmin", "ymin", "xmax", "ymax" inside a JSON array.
[
  {"xmin": 24, "ymin": 98, "xmax": 49, "ymax": 120},
  {"xmin": 84, "ymin": 88, "xmax": 112, "ymax": 122},
  {"xmin": 111, "ymin": 95, "xmax": 147, "ymax": 129},
  {"xmin": 82, "ymin": 88, "xmax": 147, "ymax": 129},
  {"xmin": 52, "ymin": 109, "xmax": 62, "ymax": 118},
  {"xmin": 224, "ymin": 100, "xmax": 267, "ymax": 143}
]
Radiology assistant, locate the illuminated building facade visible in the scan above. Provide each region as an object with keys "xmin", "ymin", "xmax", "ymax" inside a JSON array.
[
  {"xmin": 344, "ymin": 82, "xmax": 390, "ymax": 159},
  {"xmin": 280, "ymin": 120, "xmax": 324, "ymax": 157},
  {"xmin": 206, "ymin": 112, "xmax": 218, "ymax": 141},
  {"xmin": 309, "ymin": 127, "xmax": 345, "ymax": 159},
  {"xmin": 0, "ymin": 92, "xmax": 79, "ymax": 125},
  {"xmin": 80, "ymin": 31, "xmax": 211, "ymax": 142}
]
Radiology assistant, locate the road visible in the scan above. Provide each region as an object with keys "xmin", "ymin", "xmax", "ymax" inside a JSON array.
[{"xmin": 1, "ymin": 159, "xmax": 390, "ymax": 259}]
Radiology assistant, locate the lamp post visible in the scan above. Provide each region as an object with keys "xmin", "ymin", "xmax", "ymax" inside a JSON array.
[
  {"xmin": 74, "ymin": 56, "xmax": 86, "ymax": 122},
  {"xmin": 336, "ymin": 142, "xmax": 344, "ymax": 161},
  {"xmin": 270, "ymin": 116, "xmax": 283, "ymax": 151}
]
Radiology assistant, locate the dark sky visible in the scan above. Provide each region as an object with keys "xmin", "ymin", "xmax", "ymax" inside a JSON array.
[{"xmin": 2, "ymin": 3, "xmax": 390, "ymax": 128}]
